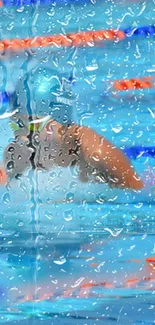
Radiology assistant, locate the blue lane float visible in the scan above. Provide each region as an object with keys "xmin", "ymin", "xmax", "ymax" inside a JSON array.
[
  {"xmin": 124, "ymin": 25, "xmax": 155, "ymax": 37},
  {"xmin": 3, "ymin": 0, "xmax": 90, "ymax": 6},
  {"xmin": 123, "ymin": 146, "xmax": 155, "ymax": 159},
  {"xmin": 134, "ymin": 26, "xmax": 155, "ymax": 36}
]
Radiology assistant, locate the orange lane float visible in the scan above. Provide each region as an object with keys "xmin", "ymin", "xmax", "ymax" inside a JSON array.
[
  {"xmin": 145, "ymin": 256, "xmax": 155, "ymax": 269},
  {"xmin": 0, "ymin": 29, "xmax": 125, "ymax": 52},
  {"xmin": 146, "ymin": 257, "xmax": 155, "ymax": 264},
  {"xmin": 114, "ymin": 76, "xmax": 153, "ymax": 91}
]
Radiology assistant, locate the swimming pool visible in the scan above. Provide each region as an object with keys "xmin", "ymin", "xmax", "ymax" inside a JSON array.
[{"xmin": 0, "ymin": 0, "xmax": 155, "ymax": 324}]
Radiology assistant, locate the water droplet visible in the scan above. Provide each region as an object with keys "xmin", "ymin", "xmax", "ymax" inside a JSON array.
[
  {"xmin": 92, "ymin": 152, "xmax": 100, "ymax": 162},
  {"xmin": 3, "ymin": 193, "xmax": 10, "ymax": 204},
  {"xmin": 128, "ymin": 245, "xmax": 135, "ymax": 252},
  {"xmin": 45, "ymin": 212, "xmax": 53, "ymax": 220},
  {"xmin": 49, "ymin": 171, "xmax": 57, "ymax": 179},
  {"xmin": 104, "ymin": 228, "xmax": 123, "ymax": 237},
  {"xmin": 53, "ymin": 257, "xmax": 66, "ymax": 265},
  {"xmin": 134, "ymin": 203, "xmax": 143, "ymax": 209},
  {"xmin": 86, "ymin": 65, "xmax": 98, "ymax": 72},
  {"xmin": 66, "ymin": 192, "xmax": 74, "ymax": 202},
  {"xmin": 7, "ymin": 22, "xmax": 14, "ymax": 31},
  {"xmin": 8, "ymin": 146, "xmax": 14, "ymax": 153},
  {"xmin": 46, "ymin": 8, "xmax": 55, "ymax": 17},
  {"xmin": 69, "ymin": 181, "xmax": 77, "ymax": 190},
  {"xmin": 18, "ymin": 221, "xmax": 24, "ymax": 227},
  {"xmin": 112, "ymin": 126, "xmax": 123, "ymax": 133},
  {"xmin": 7, "ymin": 161, "xmax": 14, "ymax": 171},
  {"xmin": 64, "ymin": 209, "xmax": 73, "ymax": 222},
  {"xmin": 16, "ymin": 6, "xmax": 25, "ymax": 12}
]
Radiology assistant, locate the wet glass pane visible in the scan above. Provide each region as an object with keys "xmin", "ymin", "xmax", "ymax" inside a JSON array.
[{"xmin": 0, "ymin": 0, "xmax": 155, "ymax": 324}]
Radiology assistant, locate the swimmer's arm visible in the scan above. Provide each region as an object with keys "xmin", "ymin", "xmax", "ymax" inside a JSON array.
[
  {"xmin": 43, "ymin": 121, "xmax": 143, "ymax": 190},
  {"xmin": 75, "ymin": 126, "xmax": 144, "ymax": 190}
]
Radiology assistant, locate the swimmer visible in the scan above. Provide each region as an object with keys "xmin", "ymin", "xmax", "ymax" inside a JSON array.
[
  {"xmin": 1, "ymin": 116, "xmax": 144, "ymax": 190},
  {"xmin": 0, "ymin": 67, "xmax": 143, "ymax": 190}
]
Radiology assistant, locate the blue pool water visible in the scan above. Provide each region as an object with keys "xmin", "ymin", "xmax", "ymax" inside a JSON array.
[{"xmin": 0, "ymin": 0, "xmax": 155, "ymax": 324}]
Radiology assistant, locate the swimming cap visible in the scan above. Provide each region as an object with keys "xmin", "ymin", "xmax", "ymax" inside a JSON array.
[{"xmin": 9, "ymin": 67, "xmax": 74, "ymax": 126}]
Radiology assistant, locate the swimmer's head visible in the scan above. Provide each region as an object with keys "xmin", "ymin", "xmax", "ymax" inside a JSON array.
[{"xmin": 9, "ymin": 67, "xmax": 74, "ymax": 136}]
